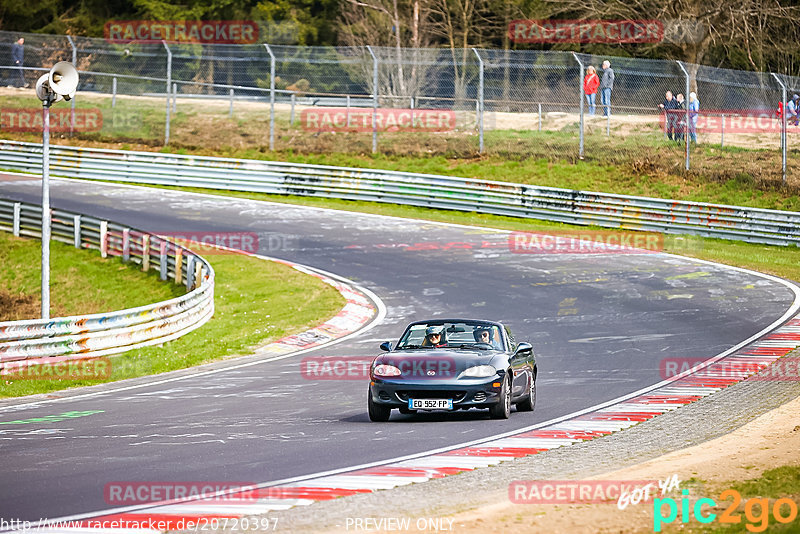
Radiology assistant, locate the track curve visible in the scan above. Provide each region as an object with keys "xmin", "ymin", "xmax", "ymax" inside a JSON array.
[{"xmin": 0, "ymin": 175, "xmax": 797, "ymax": 523}]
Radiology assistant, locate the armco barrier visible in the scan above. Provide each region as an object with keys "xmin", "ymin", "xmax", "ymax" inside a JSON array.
[
  {"xmin": 0, "ymin": 140, "xmax": 798, "ymax": 246},
  {"xmin": 0, "ymin": 198, "xmax": 215, "ymax": 370}
]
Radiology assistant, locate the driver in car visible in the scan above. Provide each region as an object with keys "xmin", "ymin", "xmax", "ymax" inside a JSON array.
[
  {"xmin": 421, "ymin": 325, "xmax": 447, "ymax": 347},
  {"xmin": 474, "ymin": 327, "xmax": 502, "ymax": 350}
]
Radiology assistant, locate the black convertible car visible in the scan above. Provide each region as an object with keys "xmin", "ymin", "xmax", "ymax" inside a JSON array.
[{"xmin": 368, "ymin": 319, "xmax": 537, "ymax": 421}]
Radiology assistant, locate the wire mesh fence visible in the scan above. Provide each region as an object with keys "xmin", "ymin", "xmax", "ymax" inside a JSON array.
[{"xmin": 0, "ymin": 29, "xmax": 798, "ymax": 183}]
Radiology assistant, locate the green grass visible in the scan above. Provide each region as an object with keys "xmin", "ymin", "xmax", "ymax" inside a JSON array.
[
  {"xmin": 1, "ymin": 89, "xmax": 798, "ymax": 211},
  {"xmin": 0, "ymin": 232, "xmax": 184, "ymax": 321},
  {"xmin": 0, "ymin": 235, "xmax": 345, "ymax": 397}
]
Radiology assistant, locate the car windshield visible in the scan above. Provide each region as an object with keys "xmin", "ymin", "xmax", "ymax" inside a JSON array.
[{"xmin": 396, "ymin": 321, "xmax": 505, "ymax": 351}]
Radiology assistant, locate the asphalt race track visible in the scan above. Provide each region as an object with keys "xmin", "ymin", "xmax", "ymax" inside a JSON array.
[{"xmin": 1, "ymin": 175, "xmax": 797, "ymax": 523}]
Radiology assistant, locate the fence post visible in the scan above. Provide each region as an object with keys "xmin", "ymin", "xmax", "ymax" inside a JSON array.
[
  {"xmin": 186, "ymin": 256, "xmax": 195, "ymax": 289},
  {"xmin": 676, "ymin": 61, "xmax": 690, "ymax": 171},
  {"xmin": 67, "ymin": 35, "xmax": 76, "ymax": 136},
  {"xmin": 12, "ymin": 203, "xmax": 20, "ymax": 236},
  {"xmin": 346, "ymin": 95, "xmax": 351, "ymax": 127},
  {"xmin": 142, "ymin": 234, "xmax": 150, "ymax": 271},
  {"xmin": 172, "ymin": 83, "xmax": 177, "ymax": 113},
  {"xmin": 73, "ymin": 215, "xmax": 80, "ymax": 248},
  {"xmin": 99, "ymin": 221, "xmax": 108, "ymax": 258},
  {"xmin": 122, "ymin": 228, "xmax": 130, "ymax": 262},
  {"xmin": 159, "ymin": 240, "xmax": 168, "ymax": 281},
  {"xmin": 264, "ymin": 44, "xmax": 276, "ymax": 151},
  {"xmin": 290, "ymin": 93, "xmax": 296, "ymax": 125},
  {"xmin": 721, "ymin": 113, "xmax": 725, "ymax": 148},
  {"xmin": 771, "ymin": 73, "xmax": 787, "ymax": 183},
  {"xmin": 538, "ymin": 103, "xmax": 542, "ymax": 131},
  {"xmin": 229, "ymin": 88, "xmax": 234, "ymax": 117},
  {"xmin": 163, "ymin": 41, "xmax": 172, "ymax": 146},
  {"xmin": 112, "ymin": 77, "xmax": 117, "ymax": 108},
  {"xmin": 366, "ymin": 46, "xmax": 378, "ymax": 154},
  {"xmin": 472, "ymin": 48, "xmax": 484, "ymax": 154},
  {"xmin": 572, "ymin": 53, "xmax": 584, "ymax": 159}
]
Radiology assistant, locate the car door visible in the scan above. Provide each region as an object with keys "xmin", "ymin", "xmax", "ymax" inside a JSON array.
[{"xmin": 505, "ymin": 326, "xmax": 530, "ymax": 398}]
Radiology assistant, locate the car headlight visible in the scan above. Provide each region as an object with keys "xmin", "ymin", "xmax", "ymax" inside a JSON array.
[
  {"xmin": 458, "ymin": 365, "xmax": 497, "ymax": 378},
  {"xmin": 373, "ymin": 364, "xmax": 401, "ymax": 377}
]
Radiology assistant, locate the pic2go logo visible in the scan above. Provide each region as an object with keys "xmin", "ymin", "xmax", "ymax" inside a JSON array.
[{"xmin": 654, "ymin": 489, "xmax": 799, "ymax": 532}]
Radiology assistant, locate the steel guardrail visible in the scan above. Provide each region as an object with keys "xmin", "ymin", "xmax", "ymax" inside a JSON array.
[
  {"xmin": 0, "ymin": 197, "xmax": 215, "ymax": 369},
  {"xmin": 0, "ymin": 140, "xmax": 798, "ymax": 246}
]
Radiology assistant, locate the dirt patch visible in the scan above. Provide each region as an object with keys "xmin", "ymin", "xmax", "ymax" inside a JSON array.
[{"xmin": 0, "ymin": 289, "xmax": 38, "ymax": 321}]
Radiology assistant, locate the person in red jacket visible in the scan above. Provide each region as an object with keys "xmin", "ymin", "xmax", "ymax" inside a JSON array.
[{"xmin": 584, "ymin": 65, "xmax": 600, "ymax": 116}]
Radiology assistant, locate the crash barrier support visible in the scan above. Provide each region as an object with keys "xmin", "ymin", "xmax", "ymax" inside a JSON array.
[
  {"xmin": 0, "ymin": 140, "xmax": 798, "ymax": 247},
  {"xmin": 0, "ymin": 196, "xmax": 215, "ymax": 370}
]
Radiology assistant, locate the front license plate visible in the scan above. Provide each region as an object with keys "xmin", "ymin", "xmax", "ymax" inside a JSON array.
[{"xmin": 409, "ymin": 398, "xmax": 453, "ymax": 410}]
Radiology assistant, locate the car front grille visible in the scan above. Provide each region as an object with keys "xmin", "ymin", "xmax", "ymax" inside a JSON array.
[
  {"xmin": 396, "ymin": 390, "xmax": 467, "ymax": 402},
  {"xmin": 473, "ymin": 392, "xmax": 487, "ymax": 402}
]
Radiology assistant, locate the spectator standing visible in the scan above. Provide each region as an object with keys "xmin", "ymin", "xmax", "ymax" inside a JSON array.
[
  {"xmin": 583, "ymin": 65, "xmax": 599, "ymax": 116},
  {"xmin": 675, "ymin": 93, "xmax": 686, "ymax": 142},
  {"xmin": 658, "ymin": 91, "xmax": 680, "ymax": 141},
  {"xmin": 600, "ymin": 60, "xmax": 614, "ymax": 116},
  {"xmin": 11, "ymin": 37, "xmax": 25, "ymax": 88},
  {"xmin": 787, "ymin": 94, "xmax": 800, "ymax": 126},
  {"xmin": 688, "ymin": 92, "xmax": 700, "ymax": 142}
]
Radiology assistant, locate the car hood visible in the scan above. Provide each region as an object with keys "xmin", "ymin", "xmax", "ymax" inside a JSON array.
[{"xmin": 373, "ymin": 349, "xmax": 504, "ymax": 380}]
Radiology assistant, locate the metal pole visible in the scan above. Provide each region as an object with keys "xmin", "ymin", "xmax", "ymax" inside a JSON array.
[
  {"xmin": 290, "ymin": 93, "xmax": 296, "ymax": 125},
  {"xmin": 721, "ymin": 113, "xmax": 724, "ymax": 148},
  {"xmin": 112, "ymin": 77, "xmax": 117, "ymax": 108},
  {"xmin": 264, "ymin": 44, "xmax": 276, "ymax": 151},
  {"xmin": 472, "ymin": 48, "xmax": 484, "ymax": 154},
  {"xmin": 538, "ymin": 103, "xmax": 542, "ymax": 131},
  {"xmin": 172, "ymin": 83, "xmax": 177, "ymax": 113},
  {"xmin": 367, "ymin": 46, "xmax": 378, "ymax": 153},
  {"xmin": 163, "ymin": 41, "xmax": 171, "ymax": 146},
  {"xmin": 771, "ymin": 73, "xmax": 787, "ymax": 183},
  {"xmin": 346, "ymin": 95, "xmax": 351, "ymax": 127},
  {"xmin": 572, "ymin": 53, "xmax": 584, "ymax": 159},
  {"xmin": 229, "ymin": 89, "xmax": 234, "ymax": 117},
  {"xmin": 67, "ymin": 36, "xmax": 76, "ymax": 136},
  {"xmin": 676, "ymin": 61, "xmax": 690, "ymax": 170},
  {"xmin": 41, "ymin": 100, "xmax": 51, "ymax": 319}
]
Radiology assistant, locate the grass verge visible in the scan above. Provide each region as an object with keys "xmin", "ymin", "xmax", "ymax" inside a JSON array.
[{"xmin": 0, "ymin": 235, "xmax": 345, "ymax": 397}]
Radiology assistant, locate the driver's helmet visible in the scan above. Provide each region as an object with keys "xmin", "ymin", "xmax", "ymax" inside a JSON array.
[
  {"xmin": 426, "ymin": 325, "xmax": 445, "ymax": 343},
  {"xmin": 473, "ymin": 326, "xmax": 492, "ymax": 343}
]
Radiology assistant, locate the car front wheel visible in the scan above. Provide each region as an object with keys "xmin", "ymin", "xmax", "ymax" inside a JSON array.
[
  {"xmin": 489, "ymin": 375, "xmax": 511, "ymax": 419},
  {"xmin": 368, "ymin": 391, "xmax": 391, "ymax": 422},
  {"xmin": 516, "ymin": 373, "xmax": 536, "ymax": 412}
]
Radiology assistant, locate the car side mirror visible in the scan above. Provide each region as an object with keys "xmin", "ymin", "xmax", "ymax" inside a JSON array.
[
  {"xmin": 514, "ymin": 342, "xmax": 532, "ymax": 356},
  {"xmin": 379, "ymin": 341, "xmax": 393, "ymax": 352}
]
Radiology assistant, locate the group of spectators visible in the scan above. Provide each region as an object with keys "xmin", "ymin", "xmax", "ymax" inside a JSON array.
[
  {"xmin": 779, "ymin": 94, "xmax": 800, "ymax": 126},
  {"xmin": 658, "ymin": 90, "xmax": 700, "ymax": 143},
  {"xmin": 582, "ymin": 60, "xmax": 614, "ymax": 116}
]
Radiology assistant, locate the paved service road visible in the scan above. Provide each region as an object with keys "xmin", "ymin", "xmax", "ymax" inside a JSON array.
[{"xmin": 0, "ymin": 176, "xmax": 796, "ymax": 522}]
